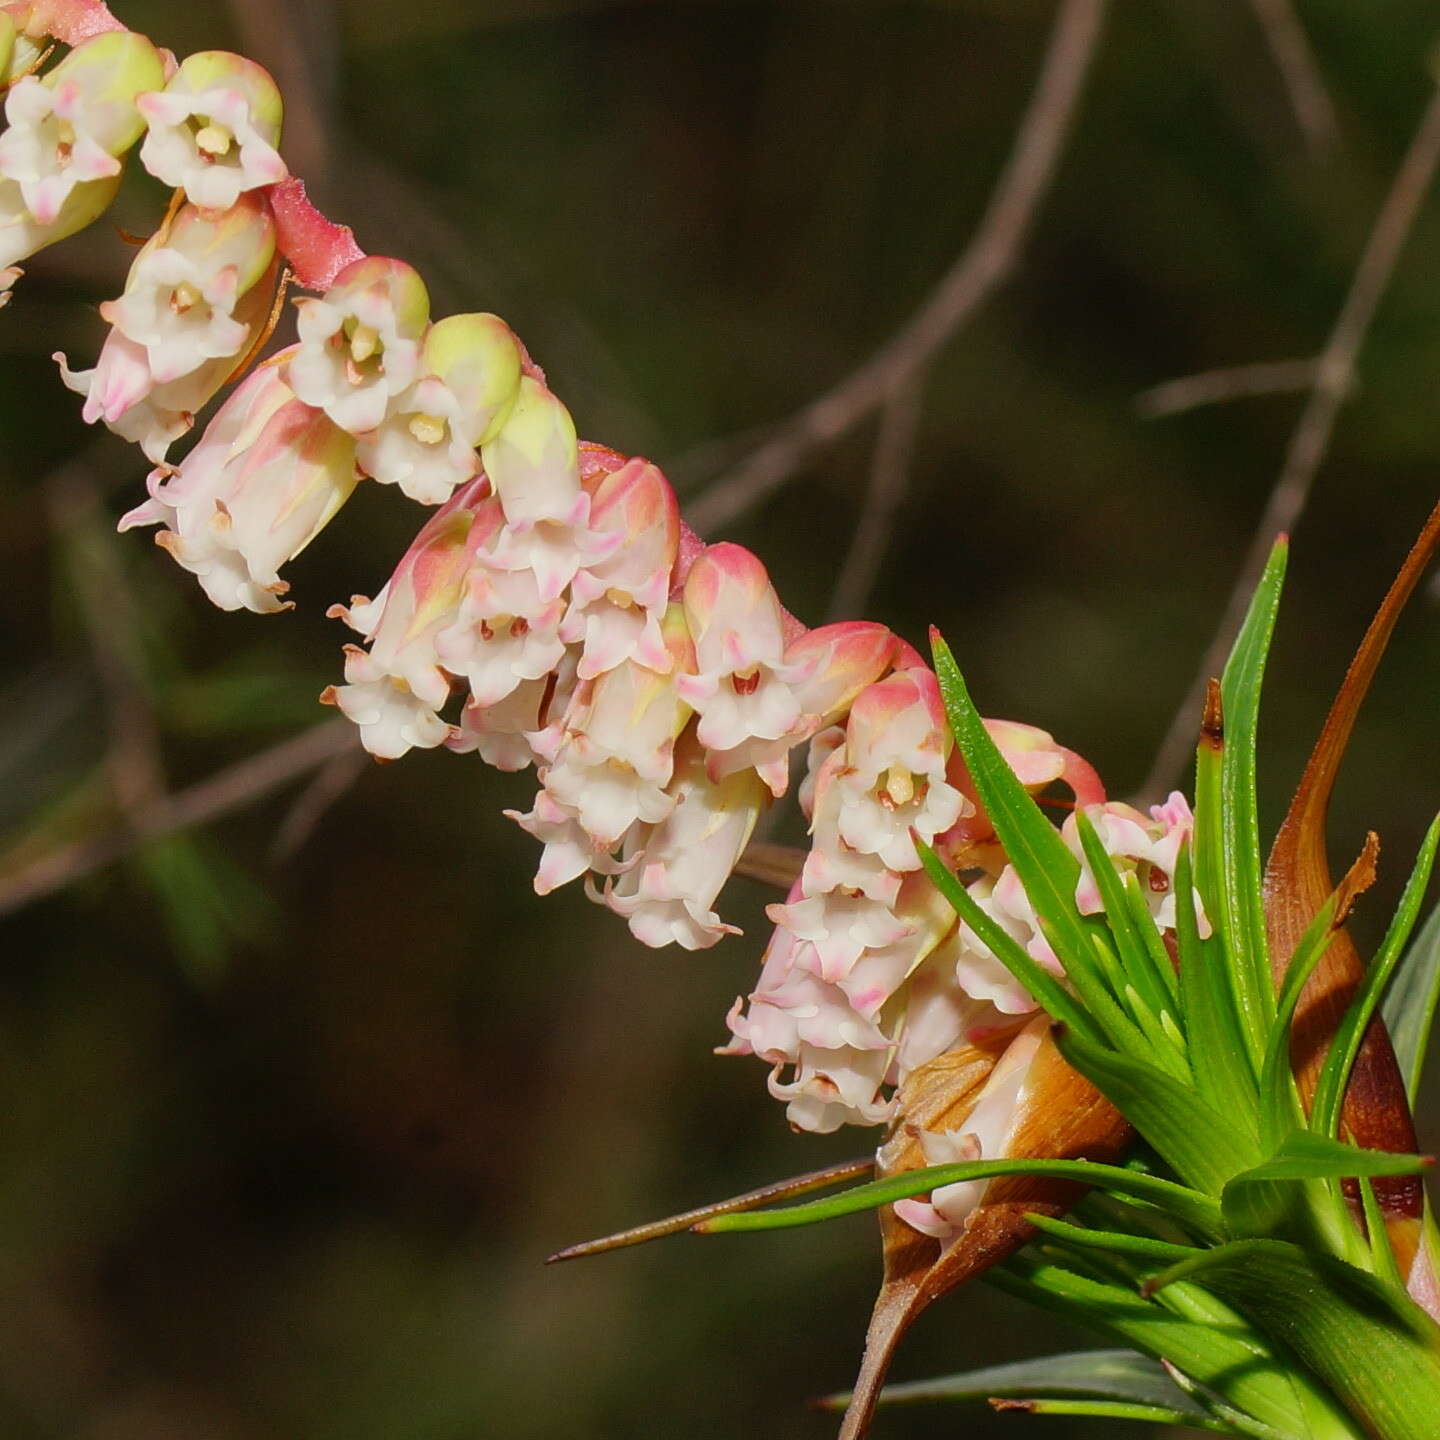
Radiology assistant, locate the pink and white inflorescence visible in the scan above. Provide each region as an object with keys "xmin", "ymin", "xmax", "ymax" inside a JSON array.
[{"xmin": 9, "ymin": 1, "xmax": 1208, "ymax": 1244}]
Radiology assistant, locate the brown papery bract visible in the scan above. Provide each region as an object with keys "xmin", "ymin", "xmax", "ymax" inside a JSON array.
[{"xmin": 836, "ymin": 1025, "xmax": 1129, "ymax": 1440}]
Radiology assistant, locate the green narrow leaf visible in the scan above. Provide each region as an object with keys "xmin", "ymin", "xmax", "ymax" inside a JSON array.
[
  {"xmin": 1359, "ymin": 1177, "xmax": 1404, "ymax": 1290},
  {"xmin": 1218, "ymin": 537, "xmax": 1288, "ymax": 1040},
  {"xmin": 818, "ymin": 1348, "xmax": 1206, "ymax": 1415},
  {"xmin": 916, "ymin": 840, "xmax": 1097, "ymax": 1041},
  {"xmin": 1258, "ymin": 889, "xmax": 1342, "ymax": 1150},
  {"xmin": 694, "ymin": 1156, "xmax": 1223, "ymax": 1237},
  {"xmin": 1378, "ymin": 831, "xmax": 1440, "ymax": 1107},
  {"xmin": 1025, "ymin": 1211, "xmax": 1199, "ymax": 1265},
  {"xmin": 1175, "ymin": 840, "xmax": 1261, "ymax": 1122},
  {"xmin": 1221, "ymin": 1131, "xmax": 1431, "ymax": 1242},
  {"xmin": 1313, "ymin": 815, "xmax": 1440, "ymax": 1136},
  {"xmin": 1073, "ymin": 810, "xmax": 1185, "ymax": 1040},
  {"xmin": 930, "ymin": 634, "xmax": 1109, "ymax": 981},
  {"xmin": 991, "ymin": 1256, "xmax": 1329, "ymax": 1439},
  {"xmin": 1144, "ymin": 1238, "xmax": 1440, "ymax": 1440},
  {"xmin": 991, "ymin": 1397, "xmax": 1241, "ymax": 1431},
  {"xmin": 1057, "ymin": 1025, "xmax": 1261, "ymax": 1197},
  {"xmin": 1122, "ymin": 870, "xmax": 1180, "ymax": 1003}
]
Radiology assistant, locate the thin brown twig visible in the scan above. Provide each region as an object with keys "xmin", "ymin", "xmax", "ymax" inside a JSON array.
[
  {"xmin": 1248, "ymin": 0, "xmax": 1338, "ymax": 153},
  {"xmin": 44, "ymin": 451, "xmax": 166, "ymax": 820},
  {"xmin": 0, "ymin": 720, "xmax": 359, "ymax": 916},
  {"xmin": 1140, "ymin": 78, "xmax": 1440, "ymax": 804},
  {"xmin": 686, "ymin": 0, "xmax": 1108, "ymax": 534},
  {"xmin": 825, "ymin": 374, "xmax": 928, "ymax": 622},
  {"xmin": 1134, "ymin": 358, "xmax": 1322, "ymax": 419},
  {"xmin": 268, "ymin": 743, "xmax": 370, "ymax": 862}
]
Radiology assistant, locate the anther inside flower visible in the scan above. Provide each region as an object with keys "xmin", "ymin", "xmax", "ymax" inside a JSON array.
[{"xmin": 136, "ymin": 50, "xmax": 287, "ymax": 212}]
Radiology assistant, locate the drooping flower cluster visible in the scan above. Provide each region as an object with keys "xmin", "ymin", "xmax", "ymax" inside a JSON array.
[{"xmin": 10, "ymin": 1, "xmax": 1215, "ymax": 1251}]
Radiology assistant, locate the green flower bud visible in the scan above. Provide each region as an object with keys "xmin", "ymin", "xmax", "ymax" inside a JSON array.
[{"xmin": 422, "ymin": 312, "xmax": 523, "ymax": 447}]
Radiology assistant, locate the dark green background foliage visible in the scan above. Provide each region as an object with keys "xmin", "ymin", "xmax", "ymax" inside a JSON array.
[{"xmin": 3, "ymin": 3, "xmax": 1440, "ymax": 1436}]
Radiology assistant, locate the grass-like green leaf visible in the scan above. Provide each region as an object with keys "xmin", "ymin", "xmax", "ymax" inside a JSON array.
[
  {"xmin": 915, "ymin": 839, "xmax": 1097, "ymax": 1041},
  {"xmin": 1381, "ymin": 874, "xmax": 1440, "ymax": 1109},
  {"xmin": 991, "ymin": 1397, "xmax": 1242, "ymax": 1431},
  {"xmin": 1143, "ymin": 1238, "xmax": 1440, "ymax": 1440},
  {"xmin": 1174, "ymin": 839, "xmax": 1260, "ymax": 1122},
  {"xmin": 693, "ymin": 1156, "xmax": 1223, "ymax": 1237},
  {"xmin": 1025, "ymin": 1211, "xmax": 1199, "ymax": 1265},
  {"xmin": 1221, "ymin": 1131, "xmax": 1431, "ymax": 1243},
  {"xmin": 817, "ymin": 1347, "xmax": 1205, "ymax": 1415},
  {"xmin": 992, "ymin": 1255, "xmax": 1331, "ymax": 1439},
  {"xmin": 1217, "ymin": 537, "xmax": 1287, "ymax": 1045},
  {"xmin": 1315, "ymin": 814, "xmax": 1440, "ymax": 1135},
  {"xmin": 930, "ymin": 633, "xmax": 1110, "ymax": 985},
  {"xmin": 1073, "ymin": 810, "xmax": 1187, "ymax": 1052},
  {"xmin": 1057, "ymin": 1025, "xmax": 1261, "ymax": 1197}
]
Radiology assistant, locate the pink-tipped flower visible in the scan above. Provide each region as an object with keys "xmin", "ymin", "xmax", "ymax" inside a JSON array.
[
  {"xmin": 479, "ymin": 377, "xmax": 617, "ymax": 603},
  {"xmin": 119, "ymin": 358, "xmax": 358, "ymax": 613},
  {"xmin": 288, "ymin": 256, "xmax": 431, "ymax": 435},
  {"xmin": 356, "ymin": 313, "xmax": 523, "ymax": 505},
  {"xmin": 562, "ymin": 458, "xmax": 679, "ymax": 680},
  {"xmin": 706, "ymin": 620, "xmax": 899, "ymax": 796},
  {"xmin": 829, "ymin": 667, "xmax": 967, "ymax": 873},
  {"xmin": 433, "ymin": 514, "xmax": 575, "ymax": 711},
  {"xmin": 448, "ymin": 674, "xmax": 553, "ymax": 774},
  {"xmin": 674, "ymin": 543, "xmax": 813, "ymax": 757},
  {"xmin": 593, "ymin": 733, "xmax": 766, "ymax": 950},
  {"xmin": 1063, "ymin": 791, "xmax": 1203, "ymax": 932},
  {"xmin": 137, "ymin": 51, "xmax": 286, "ymax": 213},
  {"xmin": 320, "ymin": 477, "xmax": 495, "ymax": 758},
  {"xmin": 0, "ymin": 30, "xmax": 162, "ymax": 225},
  {"xmin": 56, "ymin": 196, "xmax": 277, "ymax": 457},
  {"xmin": 58, "ymin": 264, "xmax": 277, "ymax": 463},
  {"xmin": 506, "ymin": 788, "xmax": 630, "ymax": 896},
  {"xmin": 538, "ymin": 605, "xmax": 697, "ymax": 848}
]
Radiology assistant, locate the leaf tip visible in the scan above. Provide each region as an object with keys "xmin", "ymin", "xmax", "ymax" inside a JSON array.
[{"xmin": 1200, "ymin": 678, "xmax": 1224, "ymax": 749}]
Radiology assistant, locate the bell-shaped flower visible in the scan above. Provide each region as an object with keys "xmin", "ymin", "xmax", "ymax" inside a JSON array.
[
  {"xmin": 562, "ymin": 458, "xmax": 679, "ymax": 680},
  {"xmin": 136, "ymin": 50, "xmax": 286, "ymax": 213},
  {"xmin": 1062, "ymin": 791, "xmax": 1201, "ymax": 932},
  {"xmin": 948, "ymin": 876, "xmax": 1044, "ymax": 1016},
  {"xmin": 0, "ymin": 30, "xmax": 161, "ymax": 225},
  {"xmin": 320, "ymin": 476, "xmax": 494, "ymax": 758},
  {"xmin": 118, "ymin": 361, "xmax": 358, "ymax": 613},
  {"xmin": 829, "ymin": 667, "xmax": 967, "ymax": 872},
  {"xmin": 704, "ymin": 621, "xmax": 898, "ymax": 796},
  {"xmin": 593, "ymin": 734, "xmax": 766, "ymax": 950},
  {"xmin": 435, "ymin": 552, "xmax": 568, "ymax": 709},
  {"xmin": 56, "ymin": 196, "xmax": 277, "ymax": 455},
  {"xmin": 57, "ymin": 259, "xmax": 278, "ymax": 462},
  {"xmin": 479, "ymin": 377, "xmax": 616, "ymax": 602},
  {"xmin": 356, "ymin": 314, "xmax": 523, "ymax": 505},
  {"xmin": 1, "ymin": 165, "xmax": 119, "ymax": 302},
  {"xmin": 538, "ymin": 606, "xmax": 697, "ymax": 848},
  {"xmin": 506, "ymin": 788, "xmax": 635, "ymax": 895},
  {"xmin": 448, "ymin": 674, "xmax": 552, "ymax": 774},
  {"xmin": 674, "ymin": 543, "xmax": 814, "ymax": 757},
  {"xmin": 103, "ymin": 196, "xmax": 275, "ymax": 382},
  {"xmin": 288, "ymin": 256, "xmax": 431, "ymax": 435}
]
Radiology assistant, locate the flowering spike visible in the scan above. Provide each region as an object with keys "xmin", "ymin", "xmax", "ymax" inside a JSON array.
[{"xmin": 137, "ymin": 50, "xmax": 286, "ymax": 212}]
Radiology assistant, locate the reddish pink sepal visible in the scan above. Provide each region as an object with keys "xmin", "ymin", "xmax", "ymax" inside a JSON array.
[{"xmin": 268, "ymin": 178, "xmax": 366, "ymax": 291}]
